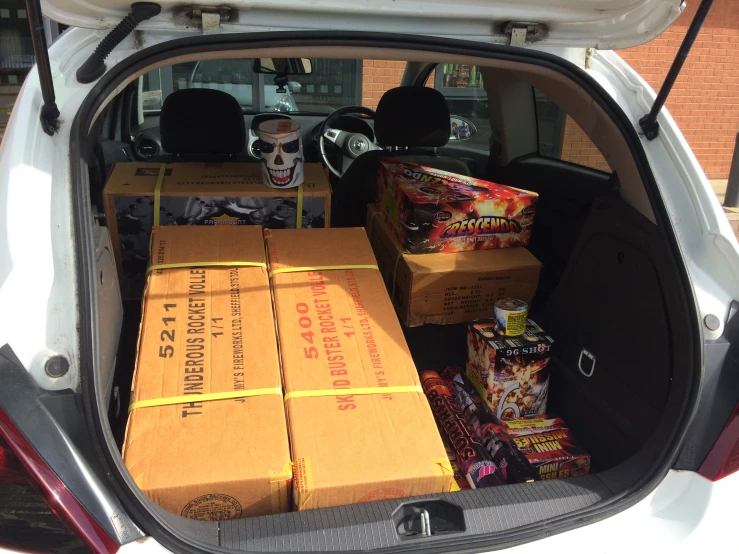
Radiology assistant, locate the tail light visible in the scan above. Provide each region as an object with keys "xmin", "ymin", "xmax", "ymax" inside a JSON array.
[
  {"xmin": 0, "ymin": 409, "xmax": 118, "ymax": 553},
  {"xmin": 698, "ymin": 403, "xmax": 739, "ymax": 481}
]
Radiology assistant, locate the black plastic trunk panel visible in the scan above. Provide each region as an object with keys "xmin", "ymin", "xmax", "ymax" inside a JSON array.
[{"xmin": 220, "ymin": 476, "xmax": 610, "ymax": 551}]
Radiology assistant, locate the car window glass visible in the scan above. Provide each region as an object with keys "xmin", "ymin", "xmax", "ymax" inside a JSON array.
[
  {"xmin": 534, "ymin": 88, "xmax": 611, "ymax": 173},
  {"xmin": 433, "ymin": 64, "xmax": 491, "ymax": 152},
  {"xmin": 140, "ymin": 58, "xmax": 361, "ymax": 115}
]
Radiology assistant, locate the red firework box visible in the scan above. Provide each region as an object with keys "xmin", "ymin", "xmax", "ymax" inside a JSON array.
[
  {"xmin": 376, "ymin": 157, "xmax": 538, "ymax": 254},
  {"xmin": 502, "ymin": 417, "xmax": 591, "ymax": 480},
  {"xmin": 466, "ymin": 319, "xmax": 553, "ymax": 420}
]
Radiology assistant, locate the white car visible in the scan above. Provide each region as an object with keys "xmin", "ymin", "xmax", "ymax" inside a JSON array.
[{"xmin": 1, "ymin": 0, "xmax": 738, "ymax": 553}]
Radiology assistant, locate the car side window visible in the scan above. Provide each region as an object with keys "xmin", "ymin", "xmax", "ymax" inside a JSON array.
[
  {"xmin": 534, "ymin": 88, "xmax": 612, "ymax": 173},
  {"xmin": 432, "ymin": 64, "xmax": 491, "ymax": 152}
]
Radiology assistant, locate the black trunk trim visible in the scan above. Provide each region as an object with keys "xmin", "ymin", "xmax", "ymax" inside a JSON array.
[{"xmin": 69, "ymin": 31, "xmax": 700, "ymax": 553}]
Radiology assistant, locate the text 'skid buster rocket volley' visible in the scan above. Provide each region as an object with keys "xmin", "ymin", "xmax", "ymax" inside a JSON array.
[{"xmin": 376, "ymin": 158, "xmax": 538, "ymax": 254}]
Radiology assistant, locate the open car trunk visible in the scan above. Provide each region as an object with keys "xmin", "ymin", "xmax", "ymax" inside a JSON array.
[{"xmin": 71, "ymin": 34, "xmax": 699, "ymax": 552}]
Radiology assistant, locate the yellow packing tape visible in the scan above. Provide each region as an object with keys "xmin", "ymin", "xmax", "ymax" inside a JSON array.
[
  {"xmin": 295, "ymin": 183, "xmax": 303, "ymax": 230},
  {"xmin": 146, "ymin": 261, "xmax": 267, "ymax": 275},
  {"xmin": 431, "ymin": 457, "xmax": 455, "ymax": 493},
  {"xmin": 128, "ymin": 387, "xmax": 283, "ymax": 412},
  {"xmin": 152, "ymin": 163, "xmax": 167, "ymax": 227},
  {"xmin": 269, "ymin": 264, "xmax": 379, "ymax": 279},
  {"xmin": 284, "ymin": 385, "xmax": 422, "ymax": 401},
  {"xmin": 292, "ymin": 457, "xmax": 314, "ymax": 511},
  {"xmin": 268, "ymin": 461, "xmax": 293, "ymax": 514}
]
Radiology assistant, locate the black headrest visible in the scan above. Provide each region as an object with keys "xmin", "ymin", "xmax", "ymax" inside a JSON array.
[
  {"xmin": 374, "ymin": 87, "xmax": 450, "ymax": 148},
  {"xmin": 160, "ymin": 89, "xmax": 246, "ymax": 155}
]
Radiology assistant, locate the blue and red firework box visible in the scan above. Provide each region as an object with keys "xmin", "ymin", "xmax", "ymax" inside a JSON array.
[{"xmin": 376, "ymin": 158, "xmax": 538, "ymax": 254}]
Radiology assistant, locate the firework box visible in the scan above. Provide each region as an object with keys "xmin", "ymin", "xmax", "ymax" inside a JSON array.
[
  {"xmin": 366, "ymin": 204, "xmax": 541, "ymax": 327},
  {"xmin": 122, "ymin": 226, "xmax": 292, "ymax": 520},
  {"xmin": 502, "ymin": 417, "xmax": 591, "ymax": 480},
  {"xmin": 266, "ymin": 227, "xmax": 454, "ymax": 510},
  {"xmin": 376, "ymin": 157, "xmax": 537, "ymax": 254},
  {"xmin": 103, "ymin": 162, "xmax": 331, "ymax": 298},
  {"xmin": 466, "ymin": 319, "xmax": 554, "ymax": 420}
]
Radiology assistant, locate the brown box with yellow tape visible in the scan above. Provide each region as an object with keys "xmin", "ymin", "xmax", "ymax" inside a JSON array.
[
  {"xmin": 103, "ymin": 162, "xmax": 331, "ymax": 298},
  {"xmin": 366, "ymin": 204, "xmax": 542, "ymax": 327},
  {"xmin": 123, "ymin": 225, "xmax": 292, "ymax": 520},
  {"xmin": 265, "ymin": 227, "xmax": 454, "ymax": 510}
]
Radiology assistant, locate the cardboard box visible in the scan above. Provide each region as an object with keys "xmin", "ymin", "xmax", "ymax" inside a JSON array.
[
  {"xmin": 123, "ymin": 226, "xmax": 292, "ymax": 520},
  {"xmin": 376, "ymin": 157, "xmax": 538, "ymax": 254},
  {"xmin": 266, "ymin": 227, "xmax": 454, "ymax": 510},
  {"xmin": 466, "ymin": 319, "xmax": 554, "ymax": 420},
  {"xmin": 103, "ymin": 162, "xmax": 331, "ymax": 298},
  {"xmin": 502, "ymin": 417, "xmax": 591, "ymax": 480},
  {"xmin": 366, "ymin": 204, "xmax": 541, "ymax": 326}
]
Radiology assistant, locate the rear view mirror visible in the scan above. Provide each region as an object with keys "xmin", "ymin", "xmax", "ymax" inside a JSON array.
[{"xmin": 253, "ymin": 58, "xmax": 313, "ymax": 75}]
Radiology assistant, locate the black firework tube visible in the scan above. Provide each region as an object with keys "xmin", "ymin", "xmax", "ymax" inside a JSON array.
[
  {"xmin": 421, "ymin": 370, "xmax": 503, "ymax": 488},
  {"xmin": 441, "ymin": 367, "xmax": 541, "ymax": 484}
]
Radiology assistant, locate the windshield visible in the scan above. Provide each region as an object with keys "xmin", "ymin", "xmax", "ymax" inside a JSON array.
[{"xmin": 141, "ymin": 58, "xmax": 362, "ymax": 115}]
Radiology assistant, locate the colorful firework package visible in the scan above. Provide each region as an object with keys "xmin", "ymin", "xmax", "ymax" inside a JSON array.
[
  {"xmin": 440, "ymin": 367, "xmax": 540, "ymax": 484},
  {"xmin": 439, "ymin": 433, "xmax": 471, "ymax": 491},
  {"xmin": 466, "ymin": 319, "xmax": 554, "ymax": 420},
  {"xmin": 376, "ymin": 157, "xmax": 537, "ymax": 254},
  {"xmin": 421, "ymin": 370, "xmax": 504, "ymax": 489},
  {"xmin": 502, "ymin": 418, "xmax": 591, "ymax": 480}
]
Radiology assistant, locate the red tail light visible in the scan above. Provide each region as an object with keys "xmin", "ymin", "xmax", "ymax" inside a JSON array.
[
  {"xmin": 0, "ymin": 408, "xmax": 119, "ymax": 553},
  {"xmin": 698, "ymin": 403, "xmax": 739, "ymax": 481}
]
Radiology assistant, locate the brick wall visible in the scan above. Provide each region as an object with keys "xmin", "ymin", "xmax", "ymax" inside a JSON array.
[
  {"xmin": 362, "ymin": 60, "xmax": 407, "ymax": 109},
  {"xmin": 618, "ymin": 0, "xmax": 739, "ymax": 179},
  {"xmin": 560, "ymin": 116, "xmax": 612, "ymax": 172}
]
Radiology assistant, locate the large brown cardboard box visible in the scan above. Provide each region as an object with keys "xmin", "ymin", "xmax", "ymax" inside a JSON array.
[
  {"xmin": 366, "ymin": 204, "xmax": 542, "ymax": 327},
  {"xmin": 123, "ymin": 225, "xmax": 292, "ymax": 521},
  {"xmin": 103, "ymin": 162, "xmax": 331, "ymax": 298},
  {"xmin": 265, "ymin": 227, "xmax": 454, "ymax": 510}
]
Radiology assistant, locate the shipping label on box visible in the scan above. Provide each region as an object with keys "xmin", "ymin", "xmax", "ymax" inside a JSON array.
[
  {"xmin": 123, "ymin": 226, "xmax": 292, "ymax": 520},
  {"xmin": 366, "ymin": 204, "xmax": 541, "ymax": 326},
  {"xmin": 466, "ymin": 319, "xmax": 553, "ymax": 420},
  {"xmin": 266, "ymin": 227, "xmax": 454, "ymax": 510},
  {"xmin": 376, "ymin": 157, "xmax": 537, "ymax": 254},
  {"xmin": 502, "ymin": 417, "xmax": 591, "ymax": 480},
  {"xmin": 104, "ymin": 162, "xmax": 331, "ymax": 298}
]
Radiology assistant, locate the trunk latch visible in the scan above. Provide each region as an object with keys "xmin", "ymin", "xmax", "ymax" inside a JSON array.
[
  {"xmin": 181, "ymin": 6, "xmax": 237, "ymax": 34},
  {"xmin": 503, "ymin": 22, "xmax": 548, "ymax": 46},
  {"xmin": 393, "ymin": 499, "xmax": 465, "ymax": 539}
]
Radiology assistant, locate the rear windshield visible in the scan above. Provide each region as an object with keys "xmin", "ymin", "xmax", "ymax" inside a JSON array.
[{"xmin": 141, "ymin": 58, "xmax": 361, "ymax": 115}]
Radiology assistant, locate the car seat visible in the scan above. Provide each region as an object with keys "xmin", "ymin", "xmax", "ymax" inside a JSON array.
[
  {"xmin": 331, "ymin": 86, "xmax": 471, "ymax": 228},
  {"xmin": 159, "ymin": 88, "xmax": 246, "ymax": 160}
]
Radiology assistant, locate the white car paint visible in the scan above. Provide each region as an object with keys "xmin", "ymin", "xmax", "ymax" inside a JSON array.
[
  {"xmin": 40, "ymin": 0, "xmax": 684, "ymax": 49},
  {"xmin": 506, "ymin": 470, "xmax": 739, "ymax": 553},
  {"xmin": 1, "ymin": 11, "xmax": 738, "ymax": 552}
]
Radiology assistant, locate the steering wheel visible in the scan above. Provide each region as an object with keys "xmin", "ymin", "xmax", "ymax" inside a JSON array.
[{"xmin": 318, "ymin": 106, "xmax": 380, "ymax": 178}]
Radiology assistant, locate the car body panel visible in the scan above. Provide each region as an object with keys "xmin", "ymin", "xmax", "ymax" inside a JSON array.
[
  {"xmin": 1, "ymin": 24, "xmax": 738, "ymax": 551},
  {"xmin": 40, "ymin": 0, "xmax": 684, "ymax": 49}
]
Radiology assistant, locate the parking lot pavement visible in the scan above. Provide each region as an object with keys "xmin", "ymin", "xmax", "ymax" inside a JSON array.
[{"xmin": 709, "ymin": 179, "xmax": 739, "ymax": 241}]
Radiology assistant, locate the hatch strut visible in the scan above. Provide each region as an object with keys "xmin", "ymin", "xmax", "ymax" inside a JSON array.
[
  {"xmin": 77, "ymin": 3, "xmax": 161, "ymax": 84},
  {"xmin": 639, "ymin": 0, "xmax": 714, "ymax": 140},
  {"xmin": 24, "ymin": 0, "xmax": 59, "ymax": 135}
]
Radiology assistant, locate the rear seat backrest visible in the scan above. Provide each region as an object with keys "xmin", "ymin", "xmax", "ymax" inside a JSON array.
[
  {"xmin": 497, "ymin": 154, "xmax": 616, "ymax": 309},
  {"xmin": 159, "ymin": 88, "xmax": 246, "ymax": 160}
]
